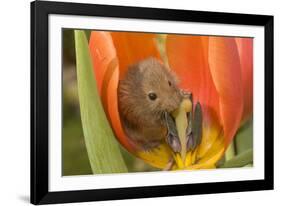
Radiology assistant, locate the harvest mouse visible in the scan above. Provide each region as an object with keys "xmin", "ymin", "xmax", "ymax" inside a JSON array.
[{"xmin": 118, "ymin": 57, "xmax": 183, "ymax": 151}]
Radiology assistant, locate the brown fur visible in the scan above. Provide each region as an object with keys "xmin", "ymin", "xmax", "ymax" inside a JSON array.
[{"xmin": 118, "ymin": 57, "xmax": 182, "ymax": 150}]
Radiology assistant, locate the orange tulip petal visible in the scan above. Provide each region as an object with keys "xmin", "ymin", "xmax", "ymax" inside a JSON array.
[
  {"xmin": 236, "ymin": 38, "xmax": 253, "ymax": 122},
  {"xmin": 208, "ymin": 37, "xmax": 244, "ymax": 146},
  {"xmin": 166, "ymin": 35, "xmax": 222, "ymax": 152},
  {"xmin": 166, "ymin": 35, "xmax": 204, "ymax": 97},
  {"xmin": 89, "ymin": 32, "xmax": 116, "ymax": 95},
  {"xmin": 111, "ymin": 32, "xmax": 161, "ymax": 79},
  {"xmin": 89, "ymin": 31, "xmax": 136, "ymax": 152},
  {"xmin": 166, "ymin": 35, "xmax": 220, "ymax": 121}
]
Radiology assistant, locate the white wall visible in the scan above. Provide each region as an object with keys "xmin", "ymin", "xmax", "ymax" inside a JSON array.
[{"xmin": 0, "ymin": 0, "xmax": 279, "ymax": 205}]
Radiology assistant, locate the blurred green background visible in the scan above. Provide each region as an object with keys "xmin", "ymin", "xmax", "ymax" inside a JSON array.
[{"xmin": 62, "ymin": 29, "xmax": 159, "ymax": 176}]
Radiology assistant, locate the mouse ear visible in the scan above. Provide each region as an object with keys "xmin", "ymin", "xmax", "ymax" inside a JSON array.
[
  {"xmin": 127, "ymin": 63, "xmax": 144, "ymax": 74},
  {"xmin": 123, "ymin": 64, "xmax": 145, "ymax": 88}
]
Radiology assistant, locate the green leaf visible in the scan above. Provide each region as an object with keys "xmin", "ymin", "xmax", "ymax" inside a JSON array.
[
  {"xmin": 84, "ymin": 30, "xmax": 91, "ymax": 41},
  {"xmin": 224, "ymin": 141, "xmax": 235, "ymax": 161},
  {"xmin": 235, "ymin": 120, "xmax": 253, "ymax": 154},
  {"xmin": 74, "ymin": 30, "xmax": 128, "ymax": 174},
  {"xmin": 220, "ymin": 149, "xmax": 253, "ymax": 168}
]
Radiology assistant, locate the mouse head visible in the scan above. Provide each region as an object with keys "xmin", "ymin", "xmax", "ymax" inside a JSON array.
[
  {"xmin": 119, "ymin": 58, "xmax": 182, "ymax": 121},
  {"xmin": 139, "ymin": 58, "xmax": 182, "ymax": 113}
]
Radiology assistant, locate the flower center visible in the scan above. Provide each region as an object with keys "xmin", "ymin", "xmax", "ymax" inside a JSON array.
[
  {"xmin": 173, "ymin": 149, "xmax": 199, "ymax": 169},
  {"xmin": 170, "ymin": 94, "xmax": 203, "ymax": 169}
]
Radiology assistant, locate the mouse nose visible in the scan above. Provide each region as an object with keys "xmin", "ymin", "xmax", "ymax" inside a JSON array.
[
  {"xmin": 168, "ymin": 89, "xmax": 192, "ymax": 112},
  {"xmin": 168, "ymin": 93, "xmax": 182, "ymax": 111},
  {"xmin": 181, "ymin": 90, "xmax": 193, "ymax": 102}
]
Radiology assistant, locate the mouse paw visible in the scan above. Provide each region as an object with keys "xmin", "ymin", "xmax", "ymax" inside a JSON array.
[
  {"xmin": 141, "ymin": 140, "xmax": 162, "ymax": 152},
  {"xmin": 166, "ymin": 132, "xmax": 181, "ymax": 153},
  {"xmin": 164, "ymin": 112, "xmax": 181, "ymax": 153}
]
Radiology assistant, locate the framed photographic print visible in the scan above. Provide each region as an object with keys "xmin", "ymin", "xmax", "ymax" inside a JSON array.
[{"xmin": 31, "ymin": 0, "xmax": 274, "ymax": 204}]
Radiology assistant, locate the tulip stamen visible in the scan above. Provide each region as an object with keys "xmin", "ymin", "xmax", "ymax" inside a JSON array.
[
  {"xmin": 174, "ymin": 153, "xmax": 185, "ymax": 169},
  {"xmin": 170, "ymin": 93, "xmax": 203, "ymax": 169},
  {"xmin": 172, "ymin": 98, "xmax": 192, "ymax": 163}
]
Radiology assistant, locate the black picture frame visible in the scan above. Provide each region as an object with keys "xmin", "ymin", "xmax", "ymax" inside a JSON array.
[{"xmin": 31, "ymin": 0, "xmax": 274, "ymax": 204}]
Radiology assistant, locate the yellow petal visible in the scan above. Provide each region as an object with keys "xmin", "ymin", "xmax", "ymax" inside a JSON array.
[
  {"xmin": 137, "ymin": 143, "xmax": 173, "ymax": 169},
  {"xmin": 196, "ymin": 134, "xmax": 225, "ymax": 168}
]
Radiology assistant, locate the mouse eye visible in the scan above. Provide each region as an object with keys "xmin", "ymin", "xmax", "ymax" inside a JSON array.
[
  {"xmin": 168, "ymin": 81, "xmax": 172, "ymax": 86},
  {"xmin": 148, "ymin": 92, "xmax": 157, "ymax": 101}
]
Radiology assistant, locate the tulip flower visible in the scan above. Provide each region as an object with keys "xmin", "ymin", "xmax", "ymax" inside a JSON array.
[{"xmin": 88, "ymin": 31, "xmax": 253, "ymax": 170}]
